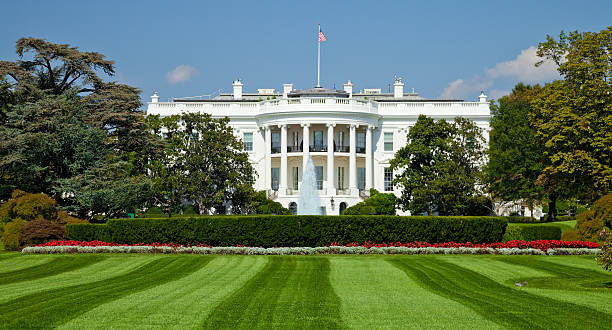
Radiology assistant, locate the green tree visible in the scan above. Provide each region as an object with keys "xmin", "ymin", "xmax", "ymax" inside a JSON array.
[
  {"xmin": 531, "ymin": 27, "xmax": 612, "ymax": 202},
  {"xmin": 390, "ymin": 115, "xmax": 487, "ymax": 215},
  {"xmin": 343, "ymin": 189, "xmax": 397, "ymax": 215},
  {"xmin": 148, "ymin": 113, "xmax": 255, "ymax": 214},
  {"xmin": 0, "ymin": 38, "xmax": 153, "ymax": 217},
  {"xmin": 485, "ymin": 83, "xmax": 559, "ymax": 217},
  {"xmin": 245, "ymin": 190, "xmax": 291, "ymax": 215}
]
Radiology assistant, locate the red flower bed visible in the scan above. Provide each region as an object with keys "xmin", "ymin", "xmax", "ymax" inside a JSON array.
[
  {"xmin": 36, "ymin": 240, "xmax": 599, "ymax": 251},
  {"xmin": 329, "ymin": 240, "xmax": 599, "ymax": 251}
]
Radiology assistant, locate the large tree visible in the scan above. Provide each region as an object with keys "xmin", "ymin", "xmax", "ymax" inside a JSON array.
[
  {"xmin": 0, "ymin": 38, "xmax": 153, "ymax": 218},
  {"xmin": 147, "ymin": 113, "xmax": 255, "ymax": 214},
  {"xmin": 390, "ymin": 115, "xmax": 487, "ymax": 215},
  {"xmin": 486, "ymin": 84, "xmax": 553, "ymax": 215},
  {"xmin": 531, "ymin": 27, "xmax": 612, "ymax": 202}
]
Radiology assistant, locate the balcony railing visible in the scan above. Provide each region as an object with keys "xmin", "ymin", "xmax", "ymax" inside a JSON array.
[
  {"xmin": 356, "ymin": 146, "xmax": 366, "ymax": 154},
  {"xmin": 310, "ymin": 145, "xmax": 327, "ymax": 152},
  {"xmin": 335, "ymin": 146, "xmax": 349, "ymax": 152},
  {"xmin": 271, "ymin": 144, "xmax": 365, "ymax": 154},
  {"xmin": 287, "ymin": 146, "xmax": 301, "ymax": 152}
]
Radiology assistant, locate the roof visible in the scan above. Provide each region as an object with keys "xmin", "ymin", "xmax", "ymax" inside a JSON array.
[{"xmin": 288, "ymin": 87, "xmax": 349, "ymax": 98}]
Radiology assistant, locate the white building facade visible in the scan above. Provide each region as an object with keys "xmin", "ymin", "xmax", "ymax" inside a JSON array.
[{"xmin": 147, "ymin": 79, "xmax": 491, "ymax": 215}]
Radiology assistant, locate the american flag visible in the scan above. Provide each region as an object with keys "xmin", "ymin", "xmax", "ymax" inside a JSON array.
[{"xmin": 319, "ymin": 30, "xmax": 327, "ymax": 42}]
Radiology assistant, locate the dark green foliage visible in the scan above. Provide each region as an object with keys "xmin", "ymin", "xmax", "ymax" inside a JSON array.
[
  {"xmin": 502, "ymin": 225, "xmax": 562, "ymax": 242},
  {"xmin": 246, "ymin": 191, "xmax": 291, "ymax": 215},
  {"xmin": 574, "ymin": 194, "xmax": 612, "ymax": 242},
  {"xmin": 343, "ymin": 189, "xmax": 396, "ymax": 215},
  {"xmin": 146, "ymin": 113, "xmax": 254, "ymax": 215},
  {"xmin": 18, "ymin": 219, "xmax": 66, "ymax": 247},
  {"xmin": 66, "ymin": 223, "xmax": 111, "ymax": 242},
  {"xmin": 67, "ymin": 216, "xmax": 508, "ymax": 246},
  {"xmin": 504, "ymin": 216, "xmax": 538, "ymax": 223},
  {"xmin": 486, "ymin": 84, "xmax": 548, "ymax": 211},
  {"xmin": 390, "ymin": 115, "xmax": 487, "ymax": 215}
]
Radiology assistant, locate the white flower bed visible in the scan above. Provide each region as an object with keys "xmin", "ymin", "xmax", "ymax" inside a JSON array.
[{"xmin": 21, "ymin": 245, "xmax": 602, "ymax": 256}]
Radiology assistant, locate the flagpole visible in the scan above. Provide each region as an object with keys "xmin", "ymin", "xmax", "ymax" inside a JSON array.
[{"xmin": 317, "ymin": 23, "xmax": 321, "ymax": 88}]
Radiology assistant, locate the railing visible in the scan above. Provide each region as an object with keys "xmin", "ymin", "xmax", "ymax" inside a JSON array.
[
  {"xmin": 356, "ymin": 146, "xmax": 366, "ymax": 154},
  {"xmin": 287, "ymin": 146, "xmax": 301, "ymax": 152},
  {"xmin": 336, "ymin": 189, "xmax": 350, "ymax": 195},
  {"xmin": 271, "ymin": 146, "xmax": 281, "ymax": 154},
  {"xmin": 335, "ymin": 146, "xmax": 349, "ymax": 152},
  {"xmin": 310, "ymin": 145, "xmax": 327, "ymax": 152}
]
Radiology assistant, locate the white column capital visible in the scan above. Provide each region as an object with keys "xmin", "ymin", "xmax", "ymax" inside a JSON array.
[
  {"xmin": 300, "ymin": 123, "xmax": 311, "ymax": 128},
  {"xmin": 326, "ymin": 122, "xmax": 336, "ymax": 127},
  {"xmin": 277, "ymin": 124, "xmax": 287, "ymax": 128},
  {"xmin": 350, "ymin": 124, "xmax": 358, "ymax": 129}
]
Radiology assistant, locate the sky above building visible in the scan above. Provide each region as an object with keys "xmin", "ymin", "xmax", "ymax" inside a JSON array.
[{"xmin": 2, "ymin": 0, "xmax": 611, "ymax": 105}]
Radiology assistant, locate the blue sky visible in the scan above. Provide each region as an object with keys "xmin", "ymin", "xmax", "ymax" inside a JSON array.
[{"xmin": 2, "ymin": 0, "xmax": 611, "ymax": 105}]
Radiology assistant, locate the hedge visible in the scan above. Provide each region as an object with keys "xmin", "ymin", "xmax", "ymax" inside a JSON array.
[
  {"xmin": 67, "ymin": 216, "xmax": 507, "ymax": 246},
  {"xmin": 66, "ymin": 223, "xmax": 111, "ymax": 242},
  {"xmin": 502, "ymin": 225, "xmax": 562, "ymax": 242}
]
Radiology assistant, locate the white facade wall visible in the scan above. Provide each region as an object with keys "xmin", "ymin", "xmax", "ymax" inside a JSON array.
[{"xmin": 147, "ymin": 84, "xmax": 491, "ymax": 215}]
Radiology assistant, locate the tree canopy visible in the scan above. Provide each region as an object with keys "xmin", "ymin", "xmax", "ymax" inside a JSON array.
[
  {"xmin": 342, "ymin": 189, "xmax": 397, "ymax": 215},
  {"xmin": 390, "ymin": 115, "xmax": 487, "ymax": 215},
  {"xmin": 0, "ymin": 38, "xmax": 153, "ymax": 218},
  {"xmin": 147, "ymin": 113, "xmax": 255, "ymax": 215},
  {"xmin": 531, "ymin": 27, "xmax": 612, "ymax": 202}
]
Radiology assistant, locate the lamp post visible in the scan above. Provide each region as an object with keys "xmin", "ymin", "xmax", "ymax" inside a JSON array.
[{"xmin": 330, "ymin": 197, "xmax": 335, "ymax": 209}]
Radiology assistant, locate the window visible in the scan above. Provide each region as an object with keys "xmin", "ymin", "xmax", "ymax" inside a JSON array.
[
  {"xmin": 384, "ymin": 167, "xmax": 393, "ymax": 191},
  {"xmin": 315, "ymin": 166, "xmax": 323, "ymax": 190},
  {"xmin": 357, "ymin": 167, "xmax": 365, "ymax": 190},
  {"xmin": 292, "ymin": 167, "xmax": 299, "ymax": 190},
  {"xmin": 357, "ymin": 132, "xmax": 366, "ymax": 153},
  {"xmin": 384, "ymin": 132, "xmax": 393, "ymax": 151},
  {"xmin": 271, "ymin": 168, "xmax": 279, "ymax": 191},
  {"xmin": 293, "ymin": 131, "xmax": 299, "ymax": 147},
  {"xmin": 289, "ymin": 202, "xmax": 297, "ymax": 215},
  {"xmin": 243, "ymin": 132, "xmax": 253, "ymax": 151},
  {"xmin": 313, "ymin": 131, "xmax": 323, "ymax": 151},
  {"xmin": 271, "ymin": 132, "xmax": 280, "ymax": 153},
  {"xmin": 337, "ymin": 167, "xmax": 345, "ymax": 189}
]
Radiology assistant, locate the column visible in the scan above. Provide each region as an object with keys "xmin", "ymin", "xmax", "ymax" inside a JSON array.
[
  {"xmin": 327, "ymin": 123, "xmax": 335, "ymax": 196},
  {"xmin": 349, "ymin": 124, "xmax": 357, "ymax": 194},
  {"xmin": 279, "ymin": 124, "xmax": 288, "ymax": 195},
  {"xmin": 365, "ymin": 125, "xmax": 373, "ymax": 190},
  {"xmin": 264, "ymin": 126, "xmax": 271, "ymax": 191},
  {"xmin": 302, "ymin": 123, "xmax": 310, "ymax": 170}
]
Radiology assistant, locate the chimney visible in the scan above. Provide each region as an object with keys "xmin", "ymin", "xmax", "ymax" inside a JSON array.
[
  {"xmin": 393, "ymin": 77, "xmax": 404, "ymax": 98},
  {"xmin": 343, "ymin": 80, "xmax": 353, "ymax": 98},
  {"xmin": 233, "ymin": 79, "xmax": 243, "ymax": 100},
  {"xmin": 478, "ymin": 91, "xmax": 488, "ymax": 103},
  {"xmin": 283, "ymin": 83, "xmax": 293, "ymax": 98},
  {"xmin": 151, "ymin": 91, "xmax": 159, "ymax": 103}
]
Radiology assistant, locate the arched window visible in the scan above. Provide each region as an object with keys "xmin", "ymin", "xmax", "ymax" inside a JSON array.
[
  {"xmin": 339, "ymin": 202, "xmax": 347, "ymax": 215},
  {"xmin": 289, "ymin": 202, "xmax": 297, "ymax": 215}
]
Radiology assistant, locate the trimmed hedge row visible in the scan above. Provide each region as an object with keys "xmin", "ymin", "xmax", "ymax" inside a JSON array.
[
  {"xmin": 67, "ymin": 216, "xmax": 507, "ymax": 246},
  {"xmin": 66, "ymin": 224, "xmax": 111, "ymax": 242},
  {"xmin": 502, "ymin": 225, "xmax": 562, "ymax": 242}
]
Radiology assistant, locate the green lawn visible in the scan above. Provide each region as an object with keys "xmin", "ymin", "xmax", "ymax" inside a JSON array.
[
  {"xmin": 0, "ymin": 254, "xmax": 610, "ymax": 329},
  {"xmin": 508, "ymin": 220, "xmax": 577, "ymax": 233}
]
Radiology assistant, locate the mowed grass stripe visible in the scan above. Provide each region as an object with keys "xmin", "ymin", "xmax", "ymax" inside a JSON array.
[
  {"xmin": 203, "ymin": 256, "xmax": 343, "ymax": 330},
  {"xmin": 329, "ymin": 256, "xmax": 501, "ymax": 329},
  {"xmin": 0, "ymin": 256, "xmax": 211, "ymax": 329},
  {"xmin": 0, "ymin": 255, "xmax": 161, "ymax": 304},
  {"xmin": 59, "ymin": 256, "xmax": 267, "ymax": 329},
  {"xmin": 0, "ymin": 254, "xmax": 59, "ymax": 273},
  {"xmin": 389, "ymin": 257, "xmax": 612, "ymax": 329},
  {"xmin": 0, "ymin": 255, "xmax": 107, "ymax": 285},
  {"xmin": 0, "ymin": 253, "xmax": 20, "ymax": 262}
]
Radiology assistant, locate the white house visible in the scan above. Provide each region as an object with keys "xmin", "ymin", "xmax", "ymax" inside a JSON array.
[{"xmin": 146, "ymin": 78, "xmax": 491, "ymax": 215}]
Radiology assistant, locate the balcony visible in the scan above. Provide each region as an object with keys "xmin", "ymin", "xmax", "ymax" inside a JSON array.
[
  {"xmin": 287, "ymin": 146, "xmax": 301, "ymax": 152},
  {"xmin": 356, "ymin": 146, "xmax": 366, "ymax": 154},
  {"xmin": 335, "ymin": 146, "xmax": 349, "ymax": 152},
  {"xmin": 310, "ymin": 144, "xmax": 327, "ymax": 152}
]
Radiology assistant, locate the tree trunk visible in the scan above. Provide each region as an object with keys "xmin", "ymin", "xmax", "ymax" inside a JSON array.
[{"xmin": 546, "ymin": 194, "xmax": 557, "ymax": 222}]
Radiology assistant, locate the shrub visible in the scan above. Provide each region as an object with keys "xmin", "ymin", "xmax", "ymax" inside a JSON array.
[
  {"xmin": 66, "ymin": 223, "xmax": 111, "ymax": 242},
  {"xmin": 561, "ymin": 230, "xmax": 581, "ymax": 241},
  {"xmin": 503, "ymin": 225, "xmax": 561, "ymax": 242},
  {"xmin": 19, "ymin": 220, "xmax": 66, "ymax": 247},
  {"xmin": 1, "ymin": 219, "xmax": 27, "ymax": 251},
  {"xmin": 504, "ymin": 216, "xmax": 538, "ymax": 223},
  {"xmin": 596, "ymin": 229, "xmax": 611, "ymax": 271},
  {"xmin": 12, "ymin": 191, "xmax": 58, "ymax": 221},
  {"xmin": 343, "ymin": 189, "xmax": 396, "ymax": 215},
  {"xmin": 67, "ymin": 215, "xmax": 508, "ymax": 246},
  {"xmin": 575, "ymin": 194, "xmax": 612, "ymax": 242}
]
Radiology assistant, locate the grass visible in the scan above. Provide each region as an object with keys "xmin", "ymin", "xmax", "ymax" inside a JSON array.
[
  {"xmin": 508, "ymin": 220, "xmax": 577, "ymax": 233},
  {"xmin": 0, "ymin": 254, "xmax": 610, "ymax": 329}
]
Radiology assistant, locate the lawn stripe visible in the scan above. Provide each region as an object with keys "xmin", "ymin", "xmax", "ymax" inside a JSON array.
[
  {"xmin": 0, "ymin": 255, "xmax": 106, "ymax": 285},
  {"xmin": 0, "ymin": 253, "xmax": 20, "ymax": 262},
  {"xmin": 202, "ymin": 256, "xmax": 343, "ymax": 329},
  {"xmin": 389, "ymin": 257, "xmax": 612, "ymax": 329},
  {"xmin": 0, "ymin": 254, "xmax": 59, "ymax": 273},
  {"xmin": 58, "ymin": 256, "xmax": 267, "ymax": 329},
  {"xmin": 0, "ymin": 255, "xmax": 160, "ymax": 304},
  {"xmin": 0, "ymin": 256, "xmax": 211, "ymax": 329},
  {"xmin": 329, "ymin": 256, "xmax": 501, "ymax": 329}
]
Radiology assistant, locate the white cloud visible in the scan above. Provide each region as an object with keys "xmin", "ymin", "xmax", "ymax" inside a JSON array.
[
  {"xmin": 440, "ymin": 46, "xmax": 560, "ymax": 100},
  {"xmin": 486, "ymin": 46, "xmax": 558, "ymax": 83},
  {"xmin": 166, "ymin": 65, "xmax": 198, "ymax": 84}
]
